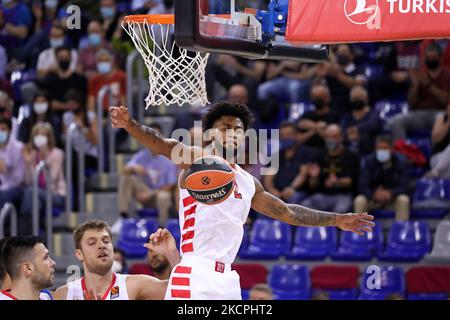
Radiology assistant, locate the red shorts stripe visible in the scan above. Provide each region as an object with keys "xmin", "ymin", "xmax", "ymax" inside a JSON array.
[
  {"xmin": 183, "ymin": 196, "xmax": 196, "ymax": 207},
  {"xmin": 174, "ymin": 266, "xmax": 192, "ymax": 274},
  {"xmin": 172, "ymin": 277, "xmax": 190, "ymax": 286},
  {"xmin": 184, "ymin": 205, "xmax": 197, "ymax": 218},
  {"xmin": 171, "ymin": 289, "xmax": 191, "ymax": 298},
  {"xmin": 182, "ymin": 230, "xmax": 195, "ymax": 242},
  {"xmin": 181, "ymin": 242, "xmax": 194, "ymax": 253},
  {"xmin": 182, "ymin": 218, "xmax": 195, "ymax": 230}
]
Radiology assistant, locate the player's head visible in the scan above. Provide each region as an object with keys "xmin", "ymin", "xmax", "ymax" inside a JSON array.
[
  {"xmin": 0, "ymin": 237, "xmax": 12, "ymax": 290},
  {"xmin": 203, "ymin": 101, "xmax": 254, "ymax": 156},
  {"xmin": 2, "ymin": 236, "xmax": 55, "ymax": 290},
  {"xmin": 73, "ymin": 219, "xmax": 114, "ymax": 276},
  {"xmin": 146, "ymin": 242, "xmax": 170, "ymax": 275},
  {"xmin": 249, "ymin": 284, "xmax": 273, "ymax": 300}
]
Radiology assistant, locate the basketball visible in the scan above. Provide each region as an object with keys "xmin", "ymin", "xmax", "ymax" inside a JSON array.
[{"xmin": 184, "ymin": 156, "xmax": 235, "ymax": 205}]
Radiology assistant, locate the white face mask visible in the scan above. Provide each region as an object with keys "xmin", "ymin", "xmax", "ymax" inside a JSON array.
[
  {"xmin": 34, "ymin": 102, "xmax": 49, "ymax": 115},
  {"xmin": 34, "ymin": 135, "xmax": 48, "ymax": 149},
  {"xmin": 111, "ymin": 260, "xmax": 123, "ymax": 273}
]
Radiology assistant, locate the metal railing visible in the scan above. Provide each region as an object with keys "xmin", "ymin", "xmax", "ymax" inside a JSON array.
[
  {"xmin": 97, "ymin": 86, "xmax": 116, "ymax": 174},
  {"xmin": 32, "ymin": 161, "xmax": 53, "ymax": 252},
  {"xmin": 0, "ymin": 203, "xmax": 17, "ymax": 238},
  {"xmin": 65, "ymin": 123, "xmax": 86, "ymax": 215},
  {"xmin": 126, "ymin": 50, "xmax": 145, "ymax": 122}
]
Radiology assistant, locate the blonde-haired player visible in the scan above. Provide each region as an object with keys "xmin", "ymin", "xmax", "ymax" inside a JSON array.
[{"xmin": 53, "ymin": 219, "xmax": 180, "ymax": 300}]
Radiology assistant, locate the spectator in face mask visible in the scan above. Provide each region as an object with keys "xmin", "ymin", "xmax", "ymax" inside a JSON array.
[
  {"xmin": 355, "ymin": 135, "xmax": 410, "ymax": 220},
  {"xmin": 77, "ymin": 20, "xmax": 113, "ymax": 79},
  {"xmin": 388, "ymin": 43, "xmax": 450, "ymax": 141},
  {"xmin": 317, "ymin": 44, "xmax": 367, "ymax": 117},
  {"xmin": 18, "ymin": 91, "xmax": 53, "ymax": 144},
  {"xmin": 99, "ymin": 0, "xmax": 121, "ymax": 41},
  {"xmin": 340, "ymin": 86, "xmax": 382, "ymax": 156},
  {"xmin": 36, "ymin": 22, "xmax": 78, "ymax": 79},
  {"xmin": 302, "ymin": 124, "xmax": 360, "ymax": 213},
  {"xmin": 20, "ymin": 123, "xmax": 66, "ymax": 234},
  {"xmin": 0, "ymin": 115, "xmax": 24, "ymax": 211},
  {"xmin": 112, "ymin": 247, "xmax": 128, "ymax": 274},
  {"xmin": 427, "ymin": 103, "xmax": 450, "ymax": 178},
  {"xmin": 38, "ymin": 46, "xmax": 87, "ymax": 137},
  {"xmin": 87, "ymin": 49, "xmax": 126, "ymax": 113},
  {"xmin": 298, "ymin": 84, "xmax": 340, "ymax": 149},
  {"xmin": 263, "ymin": 121, "xmax": 317, "ymax": 204}
]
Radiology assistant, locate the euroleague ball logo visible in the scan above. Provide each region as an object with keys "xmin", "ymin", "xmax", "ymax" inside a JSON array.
[
  {"xmin": 344, "ymin": 0, "xmax": 379, "ymax": 25},
  {"xmin": 201, "ymin": 176, "xmax": 211, "ymax": 185}
]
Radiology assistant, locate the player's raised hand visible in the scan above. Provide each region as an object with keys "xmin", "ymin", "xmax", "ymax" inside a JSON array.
[
  {"xmin": 83, "ymin": 288, "xmax": 101, "ymax": 300},
  {"xmin": 335, "ymin": 212, "xmax": 375, "ymax": 236},
  {"xmin": 109, "ymin": 106, "xmax": 130, "ymax": 129},
  {"xmin": 144, "ymin": 228, "xmax": 177, "ymax": 255}
]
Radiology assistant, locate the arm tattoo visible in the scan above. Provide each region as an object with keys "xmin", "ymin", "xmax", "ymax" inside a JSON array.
[
  {"xmin": 286, "ymin": 204, "xmax": 336, "ymax": 227},
  {"xmin": 263, "ymin": 192, "xmax": 336, "ymax": 227},
  {"xmin": 128, "ymin": 119, "xmax": 166, "ymax": 144}
]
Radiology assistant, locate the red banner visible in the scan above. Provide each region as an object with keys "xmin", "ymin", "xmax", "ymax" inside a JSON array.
[{"xmin": 286, "ymin": 0, "xmax": 450, "ymax": 44}]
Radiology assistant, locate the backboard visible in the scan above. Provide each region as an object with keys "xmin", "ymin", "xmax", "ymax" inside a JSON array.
[{"xmin": 174, "ymin": 0, "xmax": 329, "ymax": 62}]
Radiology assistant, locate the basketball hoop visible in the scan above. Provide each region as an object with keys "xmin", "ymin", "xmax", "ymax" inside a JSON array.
[{"xmin": 122, "ymin": 14, "xmax": 210, "ymax": 107}]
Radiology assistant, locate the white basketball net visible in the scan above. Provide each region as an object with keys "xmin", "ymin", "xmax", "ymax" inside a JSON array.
[{"xmin": 123, "ymin": 19, "xmax": 210, "ymax": 107}]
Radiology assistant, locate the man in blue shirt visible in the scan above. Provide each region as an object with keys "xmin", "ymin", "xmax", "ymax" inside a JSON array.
[
  {"xmin": 0, "ymin": 0, "xmax": 32, "ymax": 56},
  {"xmin": 112, "ymin": 124, "xmax": 178, "ymax": 234},
  {"xmin": 354, "ymin": 135, "xmax": 410, "ymax": 220}
]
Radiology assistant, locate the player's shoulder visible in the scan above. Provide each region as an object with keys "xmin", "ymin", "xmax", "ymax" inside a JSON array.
[{"xmin": 53, "ymin": 284, "xmax": 69, "ymax": 300}]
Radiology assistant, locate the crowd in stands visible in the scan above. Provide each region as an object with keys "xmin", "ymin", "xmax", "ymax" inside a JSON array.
[{"xmin": 0, "ymin": 0, "xmax": 449, "ymax": 236}]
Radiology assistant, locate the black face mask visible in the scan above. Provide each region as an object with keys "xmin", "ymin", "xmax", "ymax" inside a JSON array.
[
  {"xmin": 312, "ymin": 98, "xmax": 326, "ymax": 110},
  {"xmin": 163, "ymin": 0, "xmax": 173, "ymax": 8},
  {"xmin": 425, "ymin": 59, "xmax": 440, "ymax": 71},
  {"xmin": 337, "ymin": 54, "xmax": 350, "ymax": 66},
  {"xmin": 58, "ymin": 60, "xmax": 70, "ymax": 71},
  {"xmin": 350, "ymin": 100, "xmax": 366, "ymax": 111}
]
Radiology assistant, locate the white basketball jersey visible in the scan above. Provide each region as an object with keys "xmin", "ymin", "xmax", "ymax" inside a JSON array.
[
  {"xmin": 0, "ymin": 290, "xmax": 52, "ymax": 300},
  {"xmin": 178, "ymin": 164, "xmax": 255, "ymax": 264},
  {"xmin": 66, "ymin": 273, "xmax": 129, "ymax": 300}
]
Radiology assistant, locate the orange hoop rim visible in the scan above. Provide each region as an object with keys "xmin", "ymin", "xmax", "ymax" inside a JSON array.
[{"xmin": 123, "ymin": 14, "xmax": 175, "ymax": 25}]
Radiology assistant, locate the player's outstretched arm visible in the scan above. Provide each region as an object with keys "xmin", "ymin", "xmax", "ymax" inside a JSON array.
[
  {"xmin": 251, "ymin": 178, "xmax": 375, "ymax": 235},
  {"xmin": 110, "ymin": 106, "xmax": 201, "ymax": 169}
]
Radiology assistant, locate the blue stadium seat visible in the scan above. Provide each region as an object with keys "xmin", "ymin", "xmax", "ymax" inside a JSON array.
[
  {"xmin": 238, "ymin": 223, "xmax": 251, "ymax": 255},
  {"xmin": 288, "ymin": 101, "xmax": 315, "ymax": 122},
  {"xmin": 374, "ymin": 100, "xmax": 409, "ymax": 123},
  {"xmin": 407, "ymin": 293, "xmax": 448, "ymax": 300},
  {"xmin": 313, "ymin": 289, "xmax": 358, "ymax": 300},
  {"xmin": 358, "ymin": 266, "xmax": 405, "ymax": 300},
  {"xmin": 286, "ymin": 227, "xmax": 337, "ymax": 260},
  {"xmin": 413, "ymin": 179, "xmax": 450, "ymax": 211},
  {"xmin": 241, "ymin": 289, "xmax": 250, "ymax": 300},
  {"xmin": 410, "ymin": 208, "xmax": 449, "ymax": 219},
  {"xmin": 378, "ymin": 221, "xmax": 431, "ymax": 262},
  {"xmin": 137, "ymin": 208, "xmax": 159, "ymax": 218},
  {"xmin": 371, "ymin": 209, "xmax": 395, "ymax": 219},
  {"xmin": 269, "ymin": 264, "xmax": 311, "ymax": 300},
  {"xmin": 331, "ymin": 224, "xmax": 383, "ymax": 261},
  {"xmin": 239, "ymin": 219, "xmax": 292, "ymax": 260},
  {"xmin": 364, "ymin": 64, "xmax": 384, "ymax": 81},
  {"xmin": 166, "ymin": 219, "xmax": 181, "ymax": 250},
  {"xmin": 117, "ymin": 218, "xmax": 159, "ymax": 258}
]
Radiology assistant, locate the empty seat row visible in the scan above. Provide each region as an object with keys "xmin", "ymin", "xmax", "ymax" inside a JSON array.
[
  {"xmin": 239, "ymin": 219, "xmax": 438, "ymax": 262},
  {"xmin": 264, "ymin": 264, "xmax": 450, "ymax": 300}
]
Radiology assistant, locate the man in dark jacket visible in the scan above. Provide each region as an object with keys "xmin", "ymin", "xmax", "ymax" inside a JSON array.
[{"xmin": 354, "ymin": 135, "xmax": 410, "ymax": 220}]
